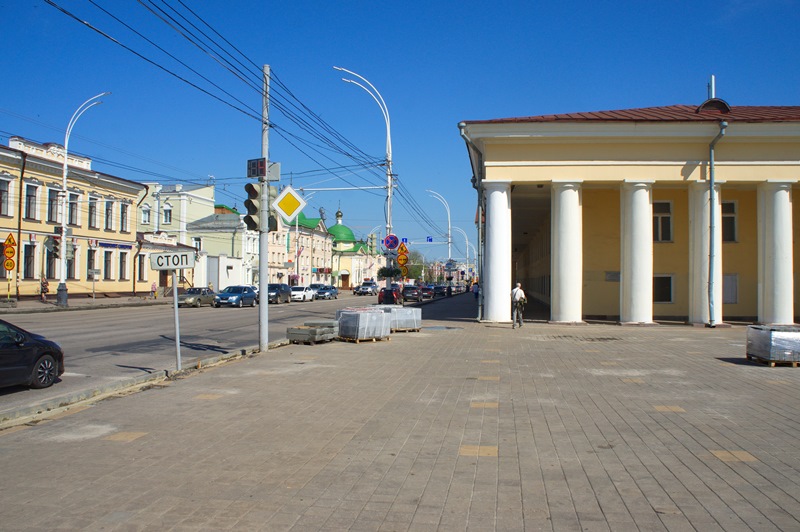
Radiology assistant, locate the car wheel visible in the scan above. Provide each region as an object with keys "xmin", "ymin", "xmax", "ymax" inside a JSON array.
[
  {"xmin": 30, "ymin": 354, "xmax": 57, "ymax": 389},
  {"xmin": 237, "ymin": 299, "xmax": 243, "ymax": 308},
  {"xmin": 194, "ymin": 299, "xmax": 201, "ymax": 308},
  {"xmin": 250, "ymin": 298, "xmax": 256, "ymax": 307}
]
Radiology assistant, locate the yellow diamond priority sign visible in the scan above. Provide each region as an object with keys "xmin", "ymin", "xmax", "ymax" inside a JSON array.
[{"xmin": 272, "ymin": 186, "xmax": 307, "ymax": 223}]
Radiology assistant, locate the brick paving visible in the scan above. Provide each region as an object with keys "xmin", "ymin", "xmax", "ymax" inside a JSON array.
[{"xmin": 1, "ymin": 295, "xmax": 799, "ymax": 531}]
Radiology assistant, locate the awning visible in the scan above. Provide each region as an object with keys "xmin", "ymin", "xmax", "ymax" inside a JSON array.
[{"xmin": 339, "ymin": 269, "xmax": 350, "ymax": 275}]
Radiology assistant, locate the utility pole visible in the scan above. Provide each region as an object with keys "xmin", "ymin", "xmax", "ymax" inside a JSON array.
[{"xmin": 258, "ymin": 65, "xmax": 270, "ymax": 351}]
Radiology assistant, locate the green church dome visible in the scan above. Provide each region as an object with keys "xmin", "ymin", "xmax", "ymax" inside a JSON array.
[{"xmin": 329, "ymin": 223, "xmax": 356, "ymax": 243}]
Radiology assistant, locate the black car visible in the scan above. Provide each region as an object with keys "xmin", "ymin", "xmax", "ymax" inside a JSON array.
[
  {"xmin": 433, "ymin": 285, "xmax": 448, "ymax": 297},
  {"xmin": 402, "ymin": 285, "xmax": 422, "ymax": 302},
  {"xmin": 267, "ymin": 283, "xmax": 292, "ymax": 304},
  {"xmin": 0, "ymin": 319, "xmax": 65, "ymax": 389}
]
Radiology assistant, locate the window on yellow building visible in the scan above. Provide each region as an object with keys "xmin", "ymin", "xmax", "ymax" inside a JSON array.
[
  {"xmin": 653, "ymin": 275, "xmax": 673, "ymax": 303},
  {"xmin": 653, "ymin": 202, "xmax": 672, "ymax": 242},
  {"xmin": 722, "ymin": 201, "xmax": 736, "ymax": 242}
]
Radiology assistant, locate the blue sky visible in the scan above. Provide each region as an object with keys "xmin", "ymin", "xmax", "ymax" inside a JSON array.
[{"xmin": 2, "ymin": 0, "xmax": 798, "ymax": 265}]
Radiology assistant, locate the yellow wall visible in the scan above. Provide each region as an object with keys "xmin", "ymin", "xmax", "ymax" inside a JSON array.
[
  {"xmin": 582, "ymin": 189, "xmax": 620, "ymax": 316},
  {"xmin": 721, "ymin": 188, "xmax": 758, "ymax": 319},
  {"xmin": 651, "ymin": 188, "xmax": 690, "ymax": 318}
]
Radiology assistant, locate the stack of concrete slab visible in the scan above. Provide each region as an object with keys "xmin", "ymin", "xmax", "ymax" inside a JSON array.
[
  {"xmin": 372, "ymin": 305, "xmax": 422, "ymax": 331},
  {"xmin": 287, "ymin": 325, "xmax": 337, "ymax": 345},
  {"xmin": 304, "ymin": 320, "xmax": 339, "ymax": 337},
  {"xmin": 746, "ymin": 325, "xmax": 800, "ymax": 364},
  {"xmin": 337, "ymin": 308, "xmax": 391, "ymax": 341}
]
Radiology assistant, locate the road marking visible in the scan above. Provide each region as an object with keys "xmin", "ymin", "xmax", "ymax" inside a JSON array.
[
  {"xmin": 710, "ymin": 450, "xmax": 757, "ymax": 462},
  {"xmin": 459, "ymin": 445, "xmax": 498, "ymax": 457},
  {"xmin": 654, "ymin": 405, "xmax": 685, "ymax": 413},
  {"xmin": 471, "ymin": 402, "xmax": 499, "ymax": 409}
]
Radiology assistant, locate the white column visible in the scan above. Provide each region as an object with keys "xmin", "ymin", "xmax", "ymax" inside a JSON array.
[
  {"xmin": 758, "ymin": 181, "xmax": 795, "ymax": 324},
  {"xmin": 620, "ymin": 181, "xmax": 654, "ymax": 324},
  {"xmin": 551, "ymin": 181, "xmax": 583, "ymax": 323},
  {"xmin": 483, "ymin": 181, "xmax": 512, "ymax": 322},
  {"xmin": 688, "ymin": 182, "xmax": 723, "ymax": 325}
]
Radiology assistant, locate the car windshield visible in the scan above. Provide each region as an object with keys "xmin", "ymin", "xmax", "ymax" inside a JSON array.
[
  {"xmin": 291, "ymin": 287, "xmax": 304, "ymax": 292},
  {"xmin": 186, "ymin": 288, "xmax": 202, "ymax": 294},
  {"xmin": 267, "ymin": 284, "xmax": 281, "ymax": 290},
  {"xmin": 222, "ymin": 286, "xmax": 244, "ymax": 294}
]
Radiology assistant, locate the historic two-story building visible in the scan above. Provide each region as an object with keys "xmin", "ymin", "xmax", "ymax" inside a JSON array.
[{"xmin": 0, "ymin": 137, "xmax": 146, "ymax": 299}]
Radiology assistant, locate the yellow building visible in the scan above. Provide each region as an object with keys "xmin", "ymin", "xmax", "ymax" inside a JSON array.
[
  {"xmin": 460, "ymin": 100, "xmax": 800, "ymax": 325},
  {"xmin": 0, "ymin": 137, "xmax": 146, "ymax": 300}
]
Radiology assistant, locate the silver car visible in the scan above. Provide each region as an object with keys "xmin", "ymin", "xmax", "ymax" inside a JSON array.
[{"xmin": 178, "ymin": 287, "xmax": 216, "ymax": 307}]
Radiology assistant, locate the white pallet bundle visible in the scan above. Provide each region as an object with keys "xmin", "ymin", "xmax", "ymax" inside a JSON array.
[
  {"xmin": 372, "ymin": 305, "xmax": 422, "ymax": 331},
  {"xmin": 337, "ymin": 308, "xmax": 391, "ymax": 341}
]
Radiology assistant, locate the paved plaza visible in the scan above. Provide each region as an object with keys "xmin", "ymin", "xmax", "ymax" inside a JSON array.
[{"xmin": 1, "ymin": 296, "xmax": 799, "ymax": 531}]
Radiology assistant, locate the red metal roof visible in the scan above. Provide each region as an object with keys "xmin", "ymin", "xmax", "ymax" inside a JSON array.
[{"xmin": 464, "ymin": 104, "xmax": 800, "ymax": 125}]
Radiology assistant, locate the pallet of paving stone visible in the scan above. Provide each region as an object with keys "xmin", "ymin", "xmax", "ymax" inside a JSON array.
[
  {"xmin": 372, "ymin": 305, "xmax": 422, "ymax": 331},
  {"xmin": 745, "ymin": 354, "xmax": 799, "ymax": 368},
  {"xmin": 335, "ymin": 335, "xmax": 391, "ymax": 344},
  {"xmin": 746, "ymin": 325, "xmax": 800, "ymax": 362},
  {"xmin": 337, "ymin": 309, "xmax": 391, "ymax": 341},
  {"xmin": 287, "ymin": 326, "xmax": 336, "ymax": 345},
  {"xmin": 391, "ymin": 328, "xmax": 421, "ymax": 333},
  {"xmin": 304, "ymin": 320, "xmax": 339, "ymax": 336}
]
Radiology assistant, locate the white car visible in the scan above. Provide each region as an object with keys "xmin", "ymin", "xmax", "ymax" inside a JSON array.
[{"xmin": 291, "ymin": 286, "xmax": 315, "ymax": 302}]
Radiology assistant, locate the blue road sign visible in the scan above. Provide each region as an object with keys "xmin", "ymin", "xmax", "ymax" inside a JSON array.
[
  {"xmin": 402, "ymin": 237, "xmax": 408, "ymax": 243},
  {"xmin": 384, "ymin": 234, "xmax": 399, "ymax": 250},
  {"xmin": 426, "ymin": 236, "xmax": 433, "ymax": 243}
]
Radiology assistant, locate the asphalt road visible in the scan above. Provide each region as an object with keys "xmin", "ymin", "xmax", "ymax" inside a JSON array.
[{"xmin": 0, "ymin": 292, "xmax": 393, "ymax": 422}]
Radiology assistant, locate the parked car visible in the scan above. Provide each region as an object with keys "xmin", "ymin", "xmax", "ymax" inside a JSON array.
[
  {"xmin": 178, "ymin": 287, "xmax": 216, "ymax": 308},
  {"xmin": 291, "ymin": 285, "xmax": 315, "ymax": 302},
  {"xmin": 355, "ymin": 281, "xmax": 379, "ymax": 296},
  {"xmin": 419, "ymin": 286, "xmax": 434, "ymax": 299},
  {"xmin": 315, "ymin": 285, "xmax": 339, "ymax": 299},
  {"xmin": 378, "ymin": 286, "xmax": 404, "ymax": 305},
  {"xmin": 214, "ymin": 285, "xmax": 258, "ymax": 307},
  {"xmin": 433, "ymin": 285, "xmax": 448, "ymax": 297},
  {"xmin": 309, "ymin": 283, "xmax": 326, "ymax": 299},
  {"xmin": 402, "ymin": 285, "xmax": 422, "ymax": 302},
  {"xmin": 250, "ymin": 285, "xmax": 260, "ymax": 303},
  {"xmin": 266, "ymin": 283, "xmax": 291, "ymax": 304},
  {"xmin": 0, "ymin": 319, "xmax": 65, "ymax": 389}
]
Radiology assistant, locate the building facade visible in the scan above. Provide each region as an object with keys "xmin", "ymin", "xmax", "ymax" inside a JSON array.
[
  {"xmin": 460, "ymin": 101, "xmax": 800, "ymax": 325},
  {"xmin": 0, "ymin": 137, "xmax": 146, "ymax": 299},
  {"xmin": 329, "ymin": 210, "xmax": 384, "ymax": 289}
]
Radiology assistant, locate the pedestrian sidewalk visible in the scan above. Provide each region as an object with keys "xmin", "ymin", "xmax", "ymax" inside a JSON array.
[{"xmin": 1, "ymin": 293, "xmax": 798, "ymax": 530}]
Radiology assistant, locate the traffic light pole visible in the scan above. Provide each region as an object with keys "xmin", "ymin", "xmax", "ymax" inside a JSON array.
[{"xmin": 258, "ymin": 65, "xmax": 270, "ymax": 352}]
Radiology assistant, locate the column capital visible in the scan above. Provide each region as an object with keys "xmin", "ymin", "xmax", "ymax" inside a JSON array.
[
  {"xmin": 622, "ymin": 179, "xmax": 654, "ymax": 189},
  {"xmin": 482, "ymin": 180, "xmax": 512, "ymax": 192}
]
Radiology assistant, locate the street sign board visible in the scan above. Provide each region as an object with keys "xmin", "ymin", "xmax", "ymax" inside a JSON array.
[
  {"xmin": 272, "ymin": 185, "xmax": 306, "ymax": 222},
  {"xmin": 397, "ymin": 254, "xmax": 409, "ymax": 266},
  {"xmin": 383, "ymin": 250, "xmax": 398, "ymax": 259},
  {"xmin": 150, "ymin": 251, "xmax": 196, "ymax": 271},
  {"xmin": 397, "ymin": 242, "xmax": 409, "ymax": 255},
  {"xmin": 4, "ymin": 258, "xmax": 14, "ymax": 271},
  {"xmin": 4, "ymin": 234, "xmax": 16, "ymax": 247},
  {"xmin": 3, "ymin": 245, "xmax": 14, "ymax": 259},
  {"xmin": 400, "ymin": 266, "xmax": 409, "ymax": 277}
]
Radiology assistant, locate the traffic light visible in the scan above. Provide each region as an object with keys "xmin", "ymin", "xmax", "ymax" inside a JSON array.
[
  {"xmin": 243, "ymin": 182, "xmax": 260, "ymax": 231},
  {"xmin": 51, "ymin": 237, "xmax": 60, "ymax": 260},
  {"xmin": 267, "ymin": 185, "xmax": 278, "ymax": 232}
]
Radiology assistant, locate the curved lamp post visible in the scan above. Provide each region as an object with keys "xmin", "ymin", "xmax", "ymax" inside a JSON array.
[
  {"xmin": 57, "ymin": 92, "xmax": 110, "ymax": 307},
  {"xmin": 452, "ymin": 226, "xmax": 472, "ymax": 278},
  {"xmin": 427, "ymin": 190, "xmax": 451, "ymax": 261},
  {"xmin": 334, "ymin": 66, "xmax": 394, "ymax": 289}
]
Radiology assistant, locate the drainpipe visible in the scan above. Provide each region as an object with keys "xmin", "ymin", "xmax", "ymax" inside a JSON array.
[
  {"xmin": 459, "ymin": 122, "xmax": 485, "ymax": 321},
  {"xmin": 707, "ymin": 120, "xmax": 728, "ymax": 327},
  {"xmin": 15, "ymin": 150, "xmax": 27, "ymax": 300},
  {"xmin": 132, "ymin": 184, "xmax": 149, "ymax": 296}
]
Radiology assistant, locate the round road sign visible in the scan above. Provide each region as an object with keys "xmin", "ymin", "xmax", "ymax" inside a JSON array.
[
  {"xmin": 397, "ymin": 254, "xmax": 409, "ymax": 266},
  {"xmin": 4, "ymin": 258, "xmax": 14, "ymax": 271},
  {"xmin": 384, "ymin": 234, "xmax": 399, "ymax": 250},
  {"xmin": 3, "ymin": 246, "xmax": 14, "ymax": 259}
]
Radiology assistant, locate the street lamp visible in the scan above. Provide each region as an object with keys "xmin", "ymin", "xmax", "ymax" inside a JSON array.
[
  {"xmin": 452, "ymin": 225, "xmax": 471, "ymax": 273},
  {"xmin": 57, "ymin": 92, "xmax": 110, "ymax": 307},
  {"xmin": 334, "ymin": 66, "xmax": 394, "ymax": 289},
  {"xmin": 427, "ymin": 190, "xmax": 451, "ymax": 261}
]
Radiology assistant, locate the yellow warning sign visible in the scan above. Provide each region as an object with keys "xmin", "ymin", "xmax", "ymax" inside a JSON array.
[
  {"xmin": 4, "ymin": 234, "xmax": 16, "ymax": 247},
  {"xmin": 397, "ymin": 254, "xmax": 409, "ymax": 266},
  {"xmin": 397, "ymin": 242, "xmax": 409, "ymax": 255}
]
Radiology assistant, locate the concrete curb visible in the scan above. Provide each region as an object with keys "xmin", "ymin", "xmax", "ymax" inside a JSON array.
[{"xmin": 0, "ymin": 339, "xmax": 291, "ymax": 427}]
